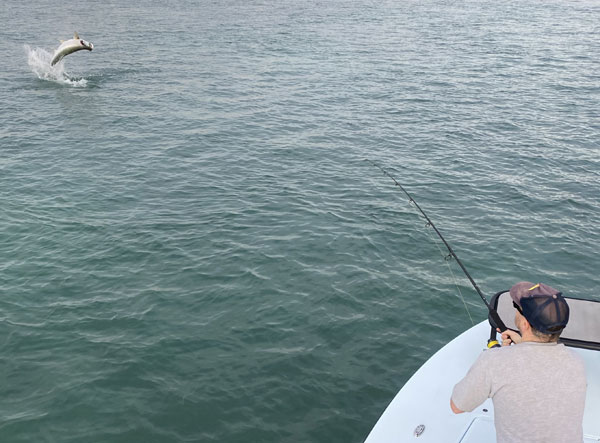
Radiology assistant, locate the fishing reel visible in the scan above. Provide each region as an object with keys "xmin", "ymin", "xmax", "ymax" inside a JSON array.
[{"xmin": 487, "ymin": 339, "xmax": 501, "ymax": 349}]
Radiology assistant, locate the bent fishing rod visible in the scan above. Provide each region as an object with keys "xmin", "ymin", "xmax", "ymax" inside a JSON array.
[{"xmin": 369, "ymin": 160, "xmax": 507, "ymax": 342}]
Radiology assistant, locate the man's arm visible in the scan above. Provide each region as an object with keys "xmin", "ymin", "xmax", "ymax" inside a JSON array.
[
  {"xmin": 450, "ymin": 398, "xmax": 464, "ymax": 414},
  {"xmin": 450, "ymin": 352, "xmax": 492, "ymax": 414}
]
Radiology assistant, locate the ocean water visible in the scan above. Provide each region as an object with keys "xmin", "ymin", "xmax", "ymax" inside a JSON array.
[{"xmin": 1, "ymin": 0, "xmax": 599, "ymax": 441}]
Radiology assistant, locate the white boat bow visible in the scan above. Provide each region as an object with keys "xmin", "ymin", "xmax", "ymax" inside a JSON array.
[{"xmin": 365, "ymin": 315, "xmax": 600, "ymax": 442}]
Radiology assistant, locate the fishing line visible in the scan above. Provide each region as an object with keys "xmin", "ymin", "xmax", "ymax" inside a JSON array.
[
  {"xmin": 367, "ymin": 159, "xmax": 506, "ymax": 332},
  {"xmin": 421, "ymin": 218, "xmax": 475, "ymax": 326},
  {"xmin": 392, "ymin": 174, "xmax": 474, "ymax": 325}
]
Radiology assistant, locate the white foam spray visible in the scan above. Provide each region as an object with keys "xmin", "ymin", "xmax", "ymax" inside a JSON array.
[{"xmin": 25, "ymin": 44, "xmax": 88, "ymax": 87}]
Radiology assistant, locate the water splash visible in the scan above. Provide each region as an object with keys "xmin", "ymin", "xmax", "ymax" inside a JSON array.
[{"xmin": 25, "ymin": 45, "xmax": 88, "ymax": 87}]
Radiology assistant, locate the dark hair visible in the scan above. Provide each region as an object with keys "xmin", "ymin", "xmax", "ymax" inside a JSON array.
[{"xmin": 530, "ymin": 326, "xmax": 561, "ymax": 343}]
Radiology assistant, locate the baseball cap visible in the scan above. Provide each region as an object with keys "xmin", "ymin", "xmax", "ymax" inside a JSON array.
[{"xmin": 509, "ymin": 281, "xmax": 570, "ymax": 334}]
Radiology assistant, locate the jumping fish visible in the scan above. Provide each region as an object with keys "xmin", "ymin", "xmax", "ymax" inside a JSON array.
[{"xmin": 51, "ymin": 32, "xmax": 93, "ymax": 66}]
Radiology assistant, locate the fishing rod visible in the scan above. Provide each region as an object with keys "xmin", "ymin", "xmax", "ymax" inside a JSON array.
[{"xmin": 369, "ymin": 160, "xmax": 507, "ymax": 342}]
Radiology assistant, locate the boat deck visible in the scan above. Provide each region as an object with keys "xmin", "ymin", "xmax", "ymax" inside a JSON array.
[{"xmin": 365, "ymin": 321, "xmax": 600, "ymax": 442}]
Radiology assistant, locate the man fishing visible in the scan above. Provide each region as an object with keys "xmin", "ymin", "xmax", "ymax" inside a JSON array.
[{"xmin": 450, "ymin": 282, "xmax": 587, "ymax": 443}]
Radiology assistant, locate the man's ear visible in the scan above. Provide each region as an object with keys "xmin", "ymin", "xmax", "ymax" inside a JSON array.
[
  {"xmin": 520, "ymin": 317, "xmax": 532, "ymax": 334},
  {"xmin": 515, "ymin": 311, "xmax": 529, "ymax": 333}
]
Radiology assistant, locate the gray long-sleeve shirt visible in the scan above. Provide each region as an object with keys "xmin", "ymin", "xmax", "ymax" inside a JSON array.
[{"xmin": 452, "ymin": 341, "xmax": 586, "ymax": 443}]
